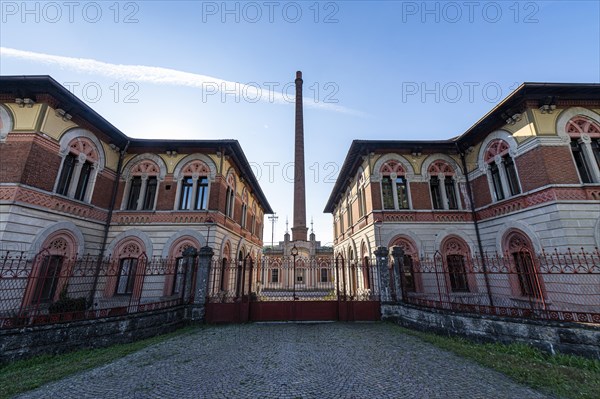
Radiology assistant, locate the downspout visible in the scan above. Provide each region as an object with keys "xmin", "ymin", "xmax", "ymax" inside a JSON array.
[
  {"xmin": 89, "ymin": 140, "xmax": 130, "ymax": 305},
  {"xmin": 456, "ymin": 142, "xmax": 494, "ymax": 308}
]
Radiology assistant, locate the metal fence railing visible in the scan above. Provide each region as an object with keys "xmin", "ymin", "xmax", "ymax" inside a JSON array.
[
  {"xmin": 390, "ymin": 248, "xmax": 600, "ymax": 324},
  {"xmin": 207, "ymin": 256, "xmax": 380, "ymax": 303},
  {"xmin": 0, "ymin": 251, "xmax": 194, "ymax": 329}
]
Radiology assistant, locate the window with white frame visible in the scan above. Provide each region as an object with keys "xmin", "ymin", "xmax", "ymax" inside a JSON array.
[
  {"xmin": 271, "ymin": 268, "xmax": 279, "ymax": 283},
  {"xmin": 357, "ymin": 172, "xmax": 367, "ymax": 218},
  {"xmin": 566, "ymin": 116, "xmax": 600, "ymax": 183},
  {"xmin": 250, "ymin": 204, "xmax": 257, "ymax": 234},
  {"xmin": 320, "ymin": 268, "xmax": 329, "ymax": 283},
  {"xmin": 123, "ymin": 160, "xmax": 160, "ymax": 211},
  {"xmin": 176, "ymin": 160, "xmax": 211, "ymax": 211},
  {"xmin": 116, "ymin": 257, "xmax": 138, "ymax": 295},
  {"xmin": 55, "ymin": 137, "xmax": 100, "ymax": 202},
  {"xmin": 380, "ymin": 160, "xmax": 410, "ymax": 210},
  {"xmin": 224, "ymin": 173, "xmax": 236, "ymax": 218},
  {"xmin": 241, "ymin": 189, "xmax": 248, "ymax": 228},
  {"xmin": 484, "ymin": 140, "xmax": 521, "ymax": 202},
  {"xmin": 346, "ymin": 195, "xmax": 353, "ymax": 227},
  {"xmin": 428, "ymin": 160, "xmax": 460, "ymax": 210}
]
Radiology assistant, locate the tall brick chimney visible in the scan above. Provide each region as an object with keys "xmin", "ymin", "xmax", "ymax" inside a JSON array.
[{"xmin": 291, "ymin": 71, "xmax": 308, "ymax": 241}]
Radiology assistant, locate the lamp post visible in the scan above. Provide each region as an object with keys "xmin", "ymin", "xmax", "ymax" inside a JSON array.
[
  {"xmin": 204, "ymin": 217, "xmax": 215, "ymax": 250},
  {"xmin": 291, "ymin": 244, "xmax": 298, "ymax": 300}
]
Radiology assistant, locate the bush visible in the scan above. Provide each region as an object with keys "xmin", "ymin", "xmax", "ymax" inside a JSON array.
[{"xmin": 48, "ymin": 287, "xmax": 88, "ymax": 314}]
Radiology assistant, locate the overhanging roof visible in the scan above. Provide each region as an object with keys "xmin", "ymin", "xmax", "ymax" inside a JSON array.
[
  {"xmin": 0, "ymin": 75, "xmax": 273, "ymax": 214},
  {"xmin": 324, "ymin": 82, "xmax": 600, "ymax": 213}
]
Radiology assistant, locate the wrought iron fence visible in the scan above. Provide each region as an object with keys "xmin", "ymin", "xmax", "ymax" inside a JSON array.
[
  {"xmin": 0, "ymin": 251, "xmax": 195, "ymax": 329},
  {"xmin": 390, "ymin": 248, "xmax": 600, "ymax": 324},
  {"xmin": 207, "ymin": 256, "xmax": 380, "ymax": 303}
]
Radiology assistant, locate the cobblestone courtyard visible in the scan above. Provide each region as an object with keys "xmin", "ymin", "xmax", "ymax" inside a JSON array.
[{"xmin": 17, "ymin": 322, "xmax": 551, "ymax": 399}]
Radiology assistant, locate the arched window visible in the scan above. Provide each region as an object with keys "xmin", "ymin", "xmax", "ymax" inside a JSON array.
[
  {"xmin": 441, "ymin": 236, "xmax": 475, "ymax": 293},
  {"xmin": 270, "ymin": 258, "xmax": 281, "ymax": 284},
  {"xmin": 484, "ymin": 139, "xmax": 521, "ymax": 201},
  {"xmin": 356, "ymin": 170, "xmax": 367, "ymax": 218},
  {"xmin": 164, "ymin": 237, "xmax": 200, "ymax": 297},
  {"xmin": 224, "ymin": 173, "xmax": 236, "ymax": 219},
  {"xmin": 346, "ymin": 194, "xmax": 353, "ymax": 228},
  {"xmin": 23, "ymin": 232, "xmax": 78, "ymax": 307},
  {"xmin": 123, "ymin": 159, "xmax": 160, "ymax": 210},
  {"xmin": 391, "ymin": 236, "xmax": 421, "ymax": 293},
  {"xmin": 241, "ymin": 188, "xmax": 248, "ymax": 229},
  {"xmin": 380, "ymin": 160, "xmax": 410, "ymax": 210},
  {"xmin": 0, "ymin": 105, "xmax": 14, "ymax": 142},
  {"xmin": 55, "ymin": 137, "xmax": 100, "ymax": 202},
  {"xmin": 503, "ymin": 230, "xmax": 545, "ymax": 299},
  {"xmin": 250, "ymin": 203, "xmax": 257, "ymax": 235},
  {"xmin": 105, "ymin": 238, "xmax": 147, "ymax": 298},
  {"xmin": 566, "ymin": 116, "xmax": 600, "ymax": 183},
  {"xmin": 428, "ymin": 161, "xmax": 460, "ymax": 210},
  {"xmin": 176, "ymin": 160, "xmax": 211, "ymax": 211},
  {"xmin": 218, "ymin": 242, "xmax": 231, "ymax": 293}
]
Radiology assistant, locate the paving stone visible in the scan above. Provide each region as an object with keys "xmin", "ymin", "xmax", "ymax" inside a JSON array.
[{"xmin": 16, "ymin": 322, "xmax": 551, "ymax": 399}]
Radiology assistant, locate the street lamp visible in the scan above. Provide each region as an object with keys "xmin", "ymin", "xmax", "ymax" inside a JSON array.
[
  {"xmin": 291, "ymin": 244, "xmax": 298, "ymax": 300},
  {"xmin": 204, "ymin": 217, "xmax": 215, "ymax": 250}
]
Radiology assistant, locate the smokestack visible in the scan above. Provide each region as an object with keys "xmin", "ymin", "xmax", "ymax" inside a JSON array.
[{"xmin": 291, "ymin": 70, "xmax": 308, "ymax": 241}]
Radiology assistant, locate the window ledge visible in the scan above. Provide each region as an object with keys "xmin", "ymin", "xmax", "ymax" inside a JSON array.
[
  {"xmin": 52, "ymin": 192, "xmax": 93, "ymax": 207},
  {"xmin": 509, "ymin": 296, "xmax": 549, "ymax": 305}
]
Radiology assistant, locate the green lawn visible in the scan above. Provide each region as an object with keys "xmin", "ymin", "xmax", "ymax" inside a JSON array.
[
  {"xmin": 0, "ymin": 326, "xmax": 198, "ymax": 399},
  {"xmin": 392, "ymin": 324, "xmax": 600, "ymax": 399}
]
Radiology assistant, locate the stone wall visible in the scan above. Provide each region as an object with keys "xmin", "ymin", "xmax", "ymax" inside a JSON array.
[
  {"xmin": 0, "ymin": 305, "xmax": 188, "ymax": 364},
  {"xmin": 382, "ymin": 303, "xmax": 600, "ymax": 360}
]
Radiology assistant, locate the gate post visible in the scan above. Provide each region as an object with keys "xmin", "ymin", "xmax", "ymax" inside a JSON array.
[
  {"xmin": 391, "ymin": 246, "xmax": 405, "ymax": 303},
  {"xmin": 190, "ymin": 246, "xmax": 214, "ymax": 321},
  {"xmin": 375, "ymin": 246, "xmax": 391, "ymax": 302}
]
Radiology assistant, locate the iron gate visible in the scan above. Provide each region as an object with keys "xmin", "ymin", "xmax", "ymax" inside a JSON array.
[{"xmin": 204, "ymin": 255, "xmax": 381, "ymax": 323}]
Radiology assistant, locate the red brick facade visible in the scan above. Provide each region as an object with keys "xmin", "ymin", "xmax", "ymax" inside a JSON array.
[
  {"xmin": 410, "ymin": 182, "xmax": 432, "ymax": 210},
  {"xmin": 0, "ymin": 77, "xmax": 272, "ymax": 261}
]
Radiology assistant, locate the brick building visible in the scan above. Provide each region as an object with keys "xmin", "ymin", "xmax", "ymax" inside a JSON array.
[
  {"xmin": 0, "ymin": 76, "xmax": 272, "ymax": 308},
  {"xmin": 325, "ymin": 83, "xmax": 600, "ymax": 304}
]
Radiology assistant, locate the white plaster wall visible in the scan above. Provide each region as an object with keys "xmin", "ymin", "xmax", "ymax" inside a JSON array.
[
  {"xmin": 478, "ymin": 202, "xmax": 600, "ymax": 253},
  {"xmin": 0, "ymin": 204, "xmax": 104, "ymax": 255}
]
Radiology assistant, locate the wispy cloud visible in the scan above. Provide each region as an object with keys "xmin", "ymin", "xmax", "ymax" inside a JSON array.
[{"xmin": 0, "ymin": 47, "xmax": 366, "ymax": 116}]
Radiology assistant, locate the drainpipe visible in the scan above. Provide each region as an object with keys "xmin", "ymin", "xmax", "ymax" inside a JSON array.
[
  {"xmin": 88, "ymin": 140, "xmax": 130, "ymax": 305},
  {"xmin": 456, "ymin": 142, "xmax": 494, "ymax": 308}
]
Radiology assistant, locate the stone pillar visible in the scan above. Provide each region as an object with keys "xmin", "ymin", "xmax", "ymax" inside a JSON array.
[
  {"xmin": 67, "ymin": 153, "xmax": 86, "ymax": 198},
  {"xmin": 190, "ymin": 246, "xmax": 214, "ymax": 321},
  {"xmin": 173, "ymin": 177, "xmax": 183, "ymax": 209},
  {"xmin": 190, "ymin": 174, "xmax": 199, "ymax": 210},
  {"xmin": 580, "ymin": 135, "xmax": 600, "ymax": 182},
  {"xmin": 182, "ymin": 247, "xmax": 198, "ymax": 304},
  {"xmin": 391, "ymin": 246, "xmax": 405, "ymax": 302},
  {"xmin": 495, "ymin": 155, "xmax": 510, "ymax": 197},
  {"xmin": 121, "ymin": 176, "xmax": 132, "ymax": 210},
  {"xmin": 292, "ymin": 70, "xmax": 308, "ymax": 241},
  {"xmin": 375, "ymin": 246, "xmax": 391, "ymax": 302},
  {"xmin": 438, "ymin": 173, "xmax": 449, "ymax": 210}
]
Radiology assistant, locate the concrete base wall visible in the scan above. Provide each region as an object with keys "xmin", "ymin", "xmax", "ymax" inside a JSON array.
[
  {"xmin": 0, "ymin": 305, "xmax": 188, "ymax": 364},
  {"xmin": 382, "ymin": 303, "xmax": 600, "ymax": 360}
]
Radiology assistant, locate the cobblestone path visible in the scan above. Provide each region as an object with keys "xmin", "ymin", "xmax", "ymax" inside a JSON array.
[{"xmin": 17, "ymin": 322, "xmax": 552, "ymax": 398}]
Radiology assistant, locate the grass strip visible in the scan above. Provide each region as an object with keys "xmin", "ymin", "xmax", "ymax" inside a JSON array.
[
  {"xmin": 393, "ymin": 324, "xmax": 600, "ymax": 399},
  {"xmin": 0, "ymin": 325, "xmax": 198, "ymax": 399}
]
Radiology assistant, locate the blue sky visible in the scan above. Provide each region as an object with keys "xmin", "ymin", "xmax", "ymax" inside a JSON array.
[{"xmin": 1, "ymin": 1, "xmax": 599, "ymax": 244}]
